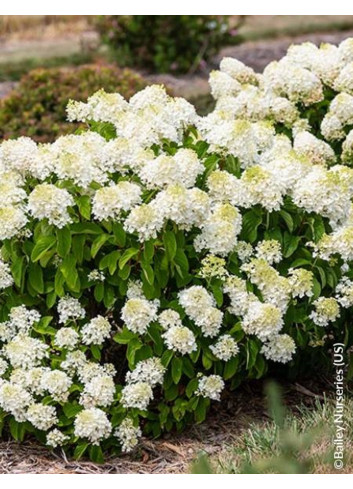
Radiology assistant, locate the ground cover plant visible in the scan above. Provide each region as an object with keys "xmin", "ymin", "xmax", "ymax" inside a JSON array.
[{"xmin": 0, "ymin": 38, "xmax": 352, "ymax": 463}]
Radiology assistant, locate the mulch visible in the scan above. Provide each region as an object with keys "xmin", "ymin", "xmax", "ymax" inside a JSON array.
[{"xmin": 0, "ymin": 379, "xmax": 329, "ymax": 474}]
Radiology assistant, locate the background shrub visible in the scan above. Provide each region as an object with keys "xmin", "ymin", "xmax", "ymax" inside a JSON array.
[
  {"xmin": 0, "ymin": 65, "xmax": 148, "ymax": 143},
  {"xmin": 96, "ymin": 15, "xmax": 241, "ymax": 73}
]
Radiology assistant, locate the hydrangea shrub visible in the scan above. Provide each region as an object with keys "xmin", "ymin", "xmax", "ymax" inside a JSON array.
[{"xmin": 0, "ymin": 39, "xmax": 353, "ymax": 461}]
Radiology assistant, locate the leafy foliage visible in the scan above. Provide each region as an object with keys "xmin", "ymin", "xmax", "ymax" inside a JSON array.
[{"xmin": 96, "ymin": 15, "xmax": 242, "ymax": 73}]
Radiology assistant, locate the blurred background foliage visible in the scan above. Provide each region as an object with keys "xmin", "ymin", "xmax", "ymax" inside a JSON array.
[
  {"xmin": 2, "ymin": 15, "xmax": 353, "ymax": 138},
  {"xmin": 0, "ymin": 65, "xmax": 147, "ymax": 142},
  {"xmin": 95, "ymin": 15, "xmax": 243, "ymax": 73}
]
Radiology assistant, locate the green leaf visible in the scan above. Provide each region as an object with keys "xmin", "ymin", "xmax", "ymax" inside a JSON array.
[
  {"xmin": 60, "ymin": 255, "xmax": 79, "ymax": 290},
  {"xmin": 104, "ymin": 285, "xmax": 115, "ymax": 308},
  {"xmin": 91, "ymin": 233, "xmax": 111, "ymax": 258},
  {"xmin": 72, "ymin": 235, "xmax": 86, "ymax": 264},
  {"xmin": 9, "ymin": 418, "xmax": 26, "ymax": 441},
  {"xmin": 28, "ymin": 263, "xmax": 44, "ymax": 294},
  {"xmin": 202, "ymin": 353, "xmax": 213, "ymax": 370},
  {"xmin": 279, "ymin": 210, "xmax": 294, "ymax": 233},
  {"xmin": 171, "ymin": 357, "xmax": 183, "ymax": 384},
  {"xmin": 46, "ymin": 290, "xmax": 56, "ymax": 308},
  {"xmin": 126, "ymin": 338, "xmax": 143, "ymax": 368},
  {"xmin": 99, "ymin": 250, "xmax": 120, "ymax": 275},
  {"xmin": 211, "ymin": 284, "xmax": 223, "ymax": 307},
  {"xmin": 89, "ymin": 445, "xmax": 104, "ymax": 464},
  {"xmin": 141, "ymin": 261, "xmax": 154, "ymax": 285},
  {"xmin": 63, "ymin": 403, "xmax": 83, "ymax": 419},
  {"xmin": 313, "ymin": 216, "xmax": 326, "ymax": 241},
  {"xmin": 143, "ymin": 240, "xmax": 155, "ymax": 263},
  {"xmin": 113, "ymin": 327, "xmax": 138, "ymax": 344},
  {"xmin": 161, "ymin": 349, "xmax": 174, "ymax": 367},
  {"xmin": 11, "ymin": 255, "xmax": 25, "ymax": 288},
  {"xmin": 31, "ymin": 235, "xmax": 56, "ymax": 262},
  {"xmin": 112, "ymin": 222, "xmax": 126, "ymax": 247},
  {"xmin": 246, "ymin": 339, "xmax": 260, "ymax": 369},
  {"xmin": 77, "ymin": 195, "xmax": 91, "ymax": 220},
  {"xmin": 74, "ymin": 442, "xmax": 89, "ymax": 460},
  {"xmin": 91, "ymin": 344, "xmax": 102, "ymax": 360},
  {"xmin": 312, "ymin": 277, "xmax": 321, "ymax": 300},
  {"xmin": 163, "ymin": 231, "xmax": 177, "ymax": 261},
  {"xmin": 119, "ymin": 247, "xmax": 139, "ymax": 269},
  {"xmin": 224, "ymin": 356, "xmax": 239, "ymax": 380},
  {"xmin": 56, "ymin": 226, "xmax": 72, "ymax": 258},
  {"xmin": 174, "ymin": 249, "xmax": 189, "ymax": 277},
  {"xmin": 241, "ymin": 210, "xmax": 262, "ymax": 243},
  {"xmin": 118, "ymin": 264, "xmax": 131, "ymax": 281},
  {"xmin": 315, "ymin": 266, "xmax": 327, "ymax": 288},
  {"xmin": 283, "ymin": 233, "xmax": 300, "ymax": 258},
  {"xmin": 290, "ymin": 258, "xmax": 311, "ymax": 268},
  {"xmin": 182, "ymin": 357, "xmax": 195, "ymax": 378},
  {"xmin": 164, "ymin": 383, "xmax": 179, "ymax": 401},
  {"xmin": 186, "ymin": 378, "xmax": 198, "ymax": 398},
  {"xmin": 54, "ymin": 269, "xmax": 65, "ymax": 296},
  {"xmin": 33, "ymin": 316, "xmax": 56, "ymax": 335},
  {"xmin": 194, "ymin": 397, "xmax": 208, "ymax": 423},
  {"xmin": 94, "ymin": 282, "xmax": 104, "ymax": 302},
  {"xmin": 71, "ymin": 222, "xmax": 102, "ymax": 234}
]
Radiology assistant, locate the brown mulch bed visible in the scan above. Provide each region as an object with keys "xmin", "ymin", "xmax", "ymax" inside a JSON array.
[{"xmin": 0, "ymin": 379, "xmax": 329, "ymax": 474}]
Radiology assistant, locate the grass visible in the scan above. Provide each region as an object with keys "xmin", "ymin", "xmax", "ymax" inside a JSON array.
[{"xmin": 195, "ymin": 384, "xmax": 353, "ymax": 474}]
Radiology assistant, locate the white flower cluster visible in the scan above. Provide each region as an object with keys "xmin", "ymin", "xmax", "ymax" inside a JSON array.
[
  {"xmin": 121, "ymin": 357, "xmax": 165, "ymax": 412},
  {"xmin": 67, "ymin": 85, "xmax": 197, "ymax": 147},
  {"xmin": 57, "ymin": 296, "xmax": 85, "ymax": 324},
  {"xmin": 162, "ymin": 320, "xmax": 197, "ymax": 355},
  {"xmin": 196, "ymin": 374, "xmax": 225, "ymax": 401},
  {"xmin": 121, "ymin": 296, "xmax": 159, "ymax": 334},
  {"xmin": 115, "ymin": 418, "xmax": 142, "ymax": 453},
  {"xmin": 309, "ymin": 297, "xmax": 340, "ymax": 327},
  {"xmin": 81, "ymin": 315, "xmax": 112, "ymax": 345},
  {"xmin": 261, "ymin": 334, "xmax": 296, "ymax": 363},
  {"xmin": 27, "ymin": 183, "xmax": 74, "ymax": 228},
  {"xmin": 79, "ymin": 375, "xmax": 115, "ymax": 408},
  {"xmin": 210, "ymin": 335, "xmax": 239, "ymax": 361},
  {"xmin": 125, "ymin": 357, "xmax": 166, "ymax": 386},
  {"xmin": 242, "ymin": 301, "xmax": 283, "ymax": 341},
  {"xmin": 74, "ymin": 407, "xmax": 112, "ymax": 445},
  {"xmin": 335, "ymin": 277, "xmax": 353, "ymax": 308},
  {"xmin": 92, "ymin": 181, "xmax": 142, "ymax": 221},
  {"xmin": 139, "ymin": 148, "xmax": 204, "ymax": 189},
  {"xmin": 255, "ymin": 239, "xmax": 282, "ymax": 265},
  {"xmin": 0, "ymin": 256, "xmax": 14, "ymax": 290},
  {"xmin": 178, "ymin": 286, "xmax": 223, "ymax": 338}
]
